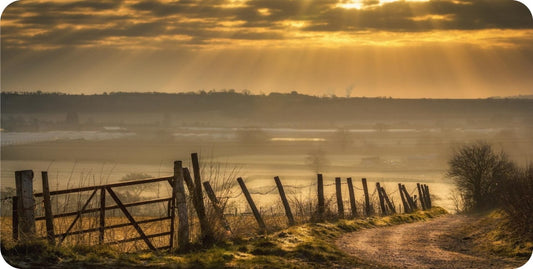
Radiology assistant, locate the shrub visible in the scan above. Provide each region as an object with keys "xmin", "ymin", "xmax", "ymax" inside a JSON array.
[
  {"xmin": 446, "ymin": 141, "xmax": 515, "ymax": 211},
  {"xmin": 499, "ymin": 164, "xmax": 533, "ymax": 240}
]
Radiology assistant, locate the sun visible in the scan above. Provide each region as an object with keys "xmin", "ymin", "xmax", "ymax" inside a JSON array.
[{"xmin": 336, "ymin": 0, "xmax": 430, "ymax": 10}]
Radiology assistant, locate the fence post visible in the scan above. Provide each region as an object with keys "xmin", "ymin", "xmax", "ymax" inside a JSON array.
[
  {"xmin": 169, "ymin": 163, "xmax": 177, "ymax": 250},
  {"xmin": 335, "ymin": 177, "xmax": 344, "ymax": 219},
  {"xmin": 346, "ymin": 178, "xmax": 357, "ymax": 218},
  {"xmin": 12, "ymin": 196, "xmax": 18, "ymax": 240},
  {"xmin": 417, "ymin": 183, "xmax": 426, "ymax": 210},
  {"xmin": 425, "ymin": 185, "xmax": 432, "ymax": 208},
  {"xmin": 402, "ymin": 184, "xmax": 416, "ymax": 211},
  {"xmin": 317, "ymin": 174, "xmax": 325, "ymax": 222},
  {"xmin": 381, "ymin": 187, "xmax": 396, "ymax": 214},
  {"xmin": 174, "ymin": 161, "xmax": 190, "ymax": 250},
  {"xmin": 376, "ymin": 182, "xmax": 387, "ymax": 215},
  {"xmin": 237, "ymin": 177, "xmax": 266, "ymax": 233},
  {"xmin": 189, "ymin": 153, "xmax": 215, "ymax": 245},
  {"xmin": 362, "ymin": 178, "xmax": 371, "ymax": 216},
  {"xmin": 40, "ymin": 172, "xmax": 55, "ymax": 245},
  {"xmin": 274, "ymin": 177, "xmax": 295, "ymax": 226},
  {"xmin": 15, "ymin": 170, "xmax": 35, "ymax": 240},
  {"xmin": 203, "ymin": 181, "xmax": 232, "ymax": 233},
  {"xmin": 399, "ymin": 183, "xmax": 410, "ymax": 213},
  {"xmin": 99, "ymin": 187, "xmax": 105, "ymax": 244}
]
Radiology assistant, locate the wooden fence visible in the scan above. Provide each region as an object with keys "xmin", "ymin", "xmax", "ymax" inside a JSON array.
[{"xmin": 10, "ymin": 152, "xmax": 432, "ymax": 252}]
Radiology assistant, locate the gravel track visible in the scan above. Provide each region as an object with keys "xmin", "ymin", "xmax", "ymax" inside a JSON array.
[{"xmin": 336, "ymin": 215, "xmax": 526, "ymax": 269}]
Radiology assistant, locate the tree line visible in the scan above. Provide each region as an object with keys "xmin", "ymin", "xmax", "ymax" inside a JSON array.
[{"xmin": 2, "ymin": 91, "xmax": 533, "ymax": 123}]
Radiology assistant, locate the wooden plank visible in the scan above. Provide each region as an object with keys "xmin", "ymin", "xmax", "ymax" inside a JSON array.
[
  {"xmin": 237, "ymin": 177, "xmax": 266, "ymax": 233},
  {"xmin": 12, "ymin": 196, "xmax": 18, "ymax": 240},
  {"xmin": 34, "ymin": 176, "xmax": 173, "ymax": 197},
  {"xmin": 316, "ymin": 174, "xmax": 325, "ymax": 222},
  {"xmin": 41, "ymin": 171, "xmax": 55, "ymax": 245},
  {"xmin": 362, "ymin": 178, "xmax": 371, "ymax": 216},
  {"xmin": 346, "ymin": 178, "xmax": 357, "ymax": 218},
  {"xmin": 169, "ymin": 165, "xmax": 176, "ymax": 250},
  {"xmin": 106, "ymin": 187, "xmax": 156, "ymax": 251},
  {"xmin": 35, "ymin": 197, "xmax": 172, "ymax": 221},
  {"xmin": 335, "ymin": 177, "xmax": 344, "ymax": 219},
  {"xmin": 15, "ymin": 170, "xmax": 35, "ymax": 240},
  {"xmin": 376, "ymin": 182, "xmax": 387, "ymax": 215},
  {"xmin": 108, "ymin": 232, "xmax": 171, "ymax": 245},
  {"xmin": 274, "ymin": 176, "xmax": 295, "ymax": 226},
  {"xmin": 174, "ymin": 161, "xmax": 190, "ymax": 250},
  {"xmin": 381, "ymin": 187, "xmax": 396, "ymax": 214},
  {"xmin": 58, "ymin": 189, "xmax": 98, "ymax": 246},
  {"xmin": 203, "ymin": 181, "xmax": 232, "ymax": 233},
  {"xmin": 52, "ymin": 217, "xmax": 172, "ymax": 238},
  {"xmin": 99, "ymin": 188, "xmax": 105, "ymax": 244}
]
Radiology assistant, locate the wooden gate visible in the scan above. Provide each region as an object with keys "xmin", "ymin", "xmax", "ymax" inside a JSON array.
[{"xmin": 13, "ymin": 170, "xmax": 179, "ymax": 251}]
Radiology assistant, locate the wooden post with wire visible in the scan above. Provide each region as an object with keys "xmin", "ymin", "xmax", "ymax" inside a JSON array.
[
  {"xmin": 362, "ymin": 178, "xmax": 371, "ymax": 216},
  {"xmin": 424, "ymin": 185, "xmax": 432, "ymax": 209},
  {"xmin": 346, "ymin": 178, "xmax": 357, "ymax": 218},
  {"xmin": 237, "ymin": 177, "xmax": 266, "ymax": 233},
  {"xmin": 41, "ymin": 171, "xmax": 55, "ymax": 245},
  {"xmin": 399, "ymin": 183, "xmax": 411, "ymax": 213},
  {"xmin": 190, "ymin": 153, "xmax": 215, "ymax": 245},
  {"xmin": 203, "ymin": 181, "xmax": 232, "ymax": 233},
  {"xmin": 417, "ymin": 183, "xmax": 426, "ymax": 210},
  {"xmin": 274, "ymin": 176, "xmax": 295, "ymax": 226},
  {"xmin": 381, "ymin": 187, "xmax": 396, "ymax": 214},
  {"xmin": 401, "ymin": 184, "xmax": 416, "ymax": 210},
  {"xmin": 317, "ymin": 174, "xmax": 325, "ymax": 222},
  {"xmin": 174, "ymin": 161, "xmax": 190, "ymax": 250},
  {"xmin": 335, "ymin": 177, "xmax": 344, "ymax": 219},
  {"xmin": 376, "ymin": 182, "xmax": 387, "ymax": 215}
]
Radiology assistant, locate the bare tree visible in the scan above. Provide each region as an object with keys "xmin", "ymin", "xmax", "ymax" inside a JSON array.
[{"xmin": 446, "ymin": 141, "xmax": 514, "ymax": 211}]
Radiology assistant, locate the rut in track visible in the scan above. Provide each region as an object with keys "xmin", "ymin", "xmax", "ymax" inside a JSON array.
[{"xmin": 336, "ymin": 214, "xmax": 527, "ymax": 269}]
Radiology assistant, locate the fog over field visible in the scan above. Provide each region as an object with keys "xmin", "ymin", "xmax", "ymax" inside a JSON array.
[{"xmin": 2, "ymin": 92, "xmax": 532, "ymax": 213}]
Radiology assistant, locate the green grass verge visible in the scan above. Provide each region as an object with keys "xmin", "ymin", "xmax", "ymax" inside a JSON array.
[
  {"xmin": 458, "ymin": 210, "xmax": 533, "ymax": 259},
  {"xmin": 2, "ymin": 207, "xmax": 448, "ymax": 268}
]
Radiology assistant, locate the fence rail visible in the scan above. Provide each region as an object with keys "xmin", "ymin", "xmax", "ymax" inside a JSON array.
[{"xmin": 10, "ymin": 152, "xmax": 433, "ymax": 252}]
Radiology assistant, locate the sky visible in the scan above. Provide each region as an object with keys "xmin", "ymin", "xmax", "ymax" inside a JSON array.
[{"xmin": 1, "ymin": 0, "xmax": 533, "ymax": 98}]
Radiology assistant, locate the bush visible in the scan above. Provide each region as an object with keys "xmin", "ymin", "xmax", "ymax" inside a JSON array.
[
  {"xmin": 446, "ymin": 141, "xmax": 515, "ymax": 211},
  {"xmin": 499, "ymin": 164, "xmax": 533, "ymax": 240}
]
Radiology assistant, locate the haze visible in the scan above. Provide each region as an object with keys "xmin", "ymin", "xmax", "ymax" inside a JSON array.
[{"xmin": 2, "ymin": 0, "xmax": 533, "ymax": 98}]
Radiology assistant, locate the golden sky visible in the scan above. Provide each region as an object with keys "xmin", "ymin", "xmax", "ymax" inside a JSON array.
[{"xmin": 1, "ymin": 0, "xmax": 533, "ymax": 98}]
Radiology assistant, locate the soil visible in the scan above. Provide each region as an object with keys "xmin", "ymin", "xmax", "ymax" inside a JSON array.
[{"xmin": 336, "ymin": 214, "xmax": 528, "ymax": 269}]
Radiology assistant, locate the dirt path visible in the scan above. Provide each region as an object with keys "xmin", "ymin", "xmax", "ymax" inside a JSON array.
[{"xmin": 336, "ymin": 215, "xmax": 525, "ymax": 269}]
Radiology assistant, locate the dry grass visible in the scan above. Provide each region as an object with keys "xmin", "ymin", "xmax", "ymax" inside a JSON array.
[{"xmin": 2, "ymin": 206, "xmax": 449, "ymax": 268}]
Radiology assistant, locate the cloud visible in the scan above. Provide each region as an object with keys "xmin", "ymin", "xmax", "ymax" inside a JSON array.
[{"xmin": 1, "ymin": 0, "xmax": 532, "ymax": 51}]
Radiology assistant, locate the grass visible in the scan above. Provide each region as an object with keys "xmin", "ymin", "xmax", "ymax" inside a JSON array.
[
  {"xmin": 458, "ymin": 210, "xmax": 533, "ymax": 259},
  {"xmin": 2, "ymin": 207, "xmax": 448, "ymax": 268}
]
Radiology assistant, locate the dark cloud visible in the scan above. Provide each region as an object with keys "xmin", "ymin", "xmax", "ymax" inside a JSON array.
[
  {"xmin": 304, "ymin": 0, "xmax": 533, "ymax": 32},
  {"xmin": 1, "ymin": 0, "xmax": 532, "ymax": 50}
]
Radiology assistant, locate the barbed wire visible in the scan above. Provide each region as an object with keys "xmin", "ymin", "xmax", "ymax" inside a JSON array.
[
  {"xmin": 410, "ymin": 187, "xmax": 418, "ymax": 196},
  {"xmin": 249, "ymin": 186, "xmax": 278, "ymax": 195}
]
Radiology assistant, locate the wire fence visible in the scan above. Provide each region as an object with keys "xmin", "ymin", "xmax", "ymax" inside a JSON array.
[{"xmin": 4, "ymin": 155, "xmax": 433, "ymax": 252}]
